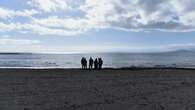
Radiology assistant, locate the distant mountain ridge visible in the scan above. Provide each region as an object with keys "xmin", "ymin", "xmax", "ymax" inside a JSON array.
[{"xmin": 169, "ymin": 49, "xmax": 195, "ymax": 53}]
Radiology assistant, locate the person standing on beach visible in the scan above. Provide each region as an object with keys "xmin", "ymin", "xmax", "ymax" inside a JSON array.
[
  {"xmin": 94, "ymin": 58, "xmax": 98, "ymax": 70},
  {"xmin": 81, "ymin": 57, "xmax": 87, "ymax": 69},
  {"xmin": 89, "ymin": 57, "xmax": 94, "ymax": 69},
  {"xmin": 81, "ymin": 57, "xmax": 85, "ymax": 69},
  {"xmin": 98, "ymin": 58, "xmax": 103, "ymax": 70},
  {"xmin": 83, "ymin": 58, "xmax": 87, "ymax": 69}
]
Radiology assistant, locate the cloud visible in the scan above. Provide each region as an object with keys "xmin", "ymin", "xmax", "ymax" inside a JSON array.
[
  {"xmin": 0, "ymin": 22, "xmax": 22, "ymax": 32},
  {"xmin": 24, "ymin": 23, "xmax": 84, "ymax": 36},
  {"xmin": 1, "ymin": 0, "xmax": 195, "ymax": 36},
  {"xmin": 0, "ymin": 38, "xmax": 41, "ymax": 45},
  {"xmin": 80, "ymin": 0, "xmax": 195, "ymax": 32},
  {"xmin": 27, "ymin": 0, "xmax": 82, "ymax": 12},
  {"xmin": 28, "ymin": 0, "xmax": 68, "ymax": 12},
  {"xmin": 0, "ymin": 22, "xmax": 25, "ymax": 33},
  {"xmin": 0, "ymin": 7, "xmax": 38, "ymax": 19}
]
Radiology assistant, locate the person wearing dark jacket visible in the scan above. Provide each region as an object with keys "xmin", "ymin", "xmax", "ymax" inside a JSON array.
[
  {"xmin": 98, "ymin": 58, "xmax": 103, "ymax": 69},
  {"xmin": 81, "ymin": 57, "xmax": 85, "ymax": 69},
  {"xmin": 83, "ymin": 58, "xmax": 87, "ymax": 69},
  {"xmin": 89, "ymin": 57, "xmax": 94, "ymax": 69},
  {"xmin": 81, "ymin": 57, "xmax": 87, "ymax": 69},
  {"xmin": 94, "ymin": 58, "xmax": 98, "ymax": 70}
]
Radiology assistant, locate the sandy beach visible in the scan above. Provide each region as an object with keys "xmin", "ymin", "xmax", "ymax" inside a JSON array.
[{"xmin": 0, "ymin": 69, "xmax": 194, "ymax": 110}]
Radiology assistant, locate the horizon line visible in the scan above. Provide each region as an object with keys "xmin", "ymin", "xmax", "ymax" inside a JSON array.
[{"xmin": 0, "ymin": 49, "xmax": 192, "ymax": 55}]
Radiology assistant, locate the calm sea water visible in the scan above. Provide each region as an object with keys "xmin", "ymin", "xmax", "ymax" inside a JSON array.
[{"xmin": 0, "ymin": 51, "xmax": 195, "ymax": 68}]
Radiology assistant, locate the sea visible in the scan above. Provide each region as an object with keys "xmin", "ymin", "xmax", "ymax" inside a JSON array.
[{"xmin": 0, "ymin": 51, "xmax": 195, "ymax": 69}]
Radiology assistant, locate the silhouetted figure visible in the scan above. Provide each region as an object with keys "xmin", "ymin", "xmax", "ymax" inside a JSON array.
[
  {"xmin": 94, "ymin": 58, "xmax": 98, "ymax": 70},
  {"xmin": 81, "ymin": 57, "xmax": 85, "ymax": 69},
  {"xmin": 83, "ymin": 58, "xmax": 87, "ymax": 69},
  {"xmin": 98, "ymin": 58, "xmax": 103, "ymax": 70},
  {"xmin": 81, "ymin": 57, "xmax": 87, "ymax": 69},
  {"xmin": 89, "ymin": 57, "xmax": 94, "ymax": 69}
]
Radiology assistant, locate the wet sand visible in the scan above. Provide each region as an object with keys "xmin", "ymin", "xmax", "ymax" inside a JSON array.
[{"xmin": 0, "ymin": 69, "xmax": 194, "ymax": 110}]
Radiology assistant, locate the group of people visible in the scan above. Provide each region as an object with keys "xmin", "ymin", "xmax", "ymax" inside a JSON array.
[{"xmin": 81, "ymin": 57, "xmax": 103, "ymax": 70}]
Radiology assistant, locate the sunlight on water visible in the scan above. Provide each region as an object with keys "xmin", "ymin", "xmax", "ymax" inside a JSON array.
[{"xmin": 0, "ymin": 51, "xmax": 195, "ymax": 68}]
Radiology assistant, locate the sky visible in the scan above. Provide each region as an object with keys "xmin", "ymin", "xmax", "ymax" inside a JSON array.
[{"xmin": 0, "ymin": 0, "xmax": 195, "ymax": 53}]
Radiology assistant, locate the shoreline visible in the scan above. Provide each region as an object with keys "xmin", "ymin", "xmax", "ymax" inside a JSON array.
[{"xmin": 0, "ymin": 67, "xmax": 194, "ymax": 70}]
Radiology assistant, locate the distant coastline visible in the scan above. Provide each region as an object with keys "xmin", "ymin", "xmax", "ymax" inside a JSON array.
[{"xmin": 0, "ymin": 49, "xmax": 194, "ymax": 55}]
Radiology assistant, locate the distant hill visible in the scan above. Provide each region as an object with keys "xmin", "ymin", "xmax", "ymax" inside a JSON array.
[{"xmin": 168, "ymin": 49, "xmax": 195, "ymax": 53}]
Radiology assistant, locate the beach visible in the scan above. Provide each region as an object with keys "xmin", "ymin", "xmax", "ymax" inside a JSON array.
[{"xmin": 0, "ymin": 69, "xmax": 194, "ymax": 110}]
